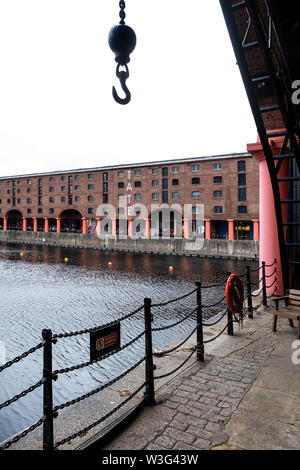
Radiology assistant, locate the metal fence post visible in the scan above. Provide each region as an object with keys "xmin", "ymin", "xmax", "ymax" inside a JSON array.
[
  {"xmin": 226, "ymin": 271, "xmax": 234, "ymax": 335},
  {"xmin": 144, "ymin": 298, "xmax": 155, "ymax": 406},
  {"xmin": 262, "ymin": 261, "xmax": 267, "ymax": 307},
  {"xmin": 196, "ymin": 282, "xmax": 204, "ymax": 362},
  {"xmin": 246, "ymin": 266, "xmax": 253, "ymax": 319},
  {"xmin": 42, "ymin": 328, "xmax": 54, "ymax": 451}
]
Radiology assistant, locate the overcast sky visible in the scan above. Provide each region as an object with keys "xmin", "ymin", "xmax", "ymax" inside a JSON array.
[{"xmin": 0, "ymin": 0, "xmax": 257, "ymax": 177}]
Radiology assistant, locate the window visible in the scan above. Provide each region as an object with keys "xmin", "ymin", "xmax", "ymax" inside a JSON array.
[
  {"xmin": 152, "ymin": 168, "xmax": 158, "ymax": 175},
  {"xmin": 172, "ymin": 192, "xmax": 179, "ymax": 200},
  {"xmin": 17, "ymin": 198, "xmax": 21, "ymax": 204},
  {"xmin": 192, "ymin": 206, "xmax": 201, "ymax": 215},
  {"xmin": 152, "ymin": 180, "xmax": 159, "ymax": 187},
  {"xmin": 135, "ymin": 193, "xmax": 141, "ymax": 200},
  {"xmin": 238, "ymin": 188, "xmax": 247, "ymax": 201},
  {"xmin": 238, "ymin": 161, "xmax": 246, "ymax": 172},
  {"xmin": 192, "ymin": 178, "xmax": 200, "ymax": 185},
  {"xmin": 118, "ymin": 207, "xmax": 125, "ymax": 214},
  {"xmin": 7, "ymin": 190, "xmax": 10, "ymax": 194},
  {"xmin": 49, "ymin": 197, "xmax": 54, "ymax": 203},
  {"xmin": 49, "ymin": 208, "xmax": 54, "ymax": 214},
  {"xmin": 61, "ymin": 186, "xmax": 66, "ymax": 192},
  {"xmin": 27, "ymin": 209, "xmax": 31, "ymax": 214},
  {"xmin": 103, "ymin": 173, "xmax": 108, "ymax": 181},
  {"xmin": 103, "ymin": 208, "xmax": 109, "ymax": 215},
  {"xmin": 214, "ymin": 190, "xmax": 223, "ymax": 198},
  {"xmin": 75, "ymin": 175, "xmax": 80, "ymax": 181},
  {"xmin": 7, "ymin": 181, "xmax": 11, "ymax": 186},
  {"xmin": 214, "ymin": 163, "xmax": 222, "ymax": 170},
  {"xmin": 68, "ymin": 176, "xmax": 72, "ymax": 183},
  {"xmin": 75, "ymin": 185, "xmax": 80, "ymax": 191},
  {"xmin": 60, "ymin": 176, "xmax": 65, "ymax": 182},
  {"xmin": 134, "ymin": 169, "xmax": 141, "ymax": 176},
  {"xmin": 238, "ymin": 173, "xmax": 246, "ymax": 186},
  {"xmin": 152, "ymin": 193, "xmax": 159, "ymax": 200},
  {"xmin": 27, "ymin": 179, "xmax": 31, "ymax": 184},
  {"xmin": 49, "ymin": 177, "xmax": 54, "ymax": 182},
  {"xmin": 213, "ymin": 176, "xmax": 222, "ymax": 184},
  {"xmin": 75, "ymin": 196, "xmax": 80, "ymax": 202},
  {"xmin": 68, "ymin": 185, "xmax": 73, "ymax": 194},
  {"xmin": 118, "ymin": 182, "xmax": 124, "ymax": 189},
  {"xmin": 49, "ymin": 187, "xmax": 54, "ymax": 192},
  {"xmin": 192, "ymin": 191, "xmax": 200, "ymax": 199},
  {"xmin": 38, "ymin": 208, "xmax": 43, "ymax": 214},
  {"xmin": 88, "ymin": 208, "xmax": 94, "ymax": 214},
  {"xmin": 103, "ymin": 194, "xmax": 108, "ymax": 203},
  {"xmin": 172, "ymin": 179, "xmax": 179, "ymax": 186},
  {"xmin": 162, "ymin": 191, "xmax": 168, "ymax": 203},
  {"xmin": 7, "ymin": 199, "xmax": 11, "ymax": 204},
  {"xmin": 135, "ymin": 181, "xmax": 142, "ymax": 188},
  {"xmin": 27, "ymin": 198, "xmax": 32, "ymax": 204},
  {"xmin": 17, "ymin": 180, "xmax": 20, "ymax": 185},
  {"xmin": 118, "ymin": 194, "xmax": 125, "ymax": 200},
  {"xmin": 214, "ymin": 206, "xmax": 223, "ymax": 214},
  {"xmin": 162, "ymin": 179, "xmax": 168, "ymax": 189},
  {"xmin": 135, "ymin": 207, "xmax": 141, "ymax": 215},
  {"xmin": 88, "ymin": 184, "xmax": 94, "ymax": 190},
  {"xmin": 17, "ymin": 189, "xmax": 20, "ymax": 194},
  {"xmin": 68, "ymin": 196, "xmax": 72, "ymax": 205},
  {"xmin": 38, "ymin": 178, "xmax": 42, "ymax": 185},
  {"xmin": 238, "ymin": 206, "xmax": 248, "ymax": 214},
  {"xmin": 38, "ymin": 197, "xmax": 42, "ymax": 205},
  {"xmin": 27, "ymin": 188, "xmax": 31, "ymax": 193},
  {"xmin": 88, "ymin": 195, "xmax": 94, "ymax": 202},
  {"xmin": 162, "ymin": 167, "xmax": 168, "ymax": 177},
  {"xmin": 118, "ymin": 171, "xmax": 125, "ymax": 177},
  {"xmin": 172, "ymin": 166, "xmax": 179, "ymax": 173},
  {"xmin": 192, "ymin": 165, "xmax": 200, "ymax": 172},
  {"xmin": 88, "ymin": 174, "xmax": 94, "ymax": 180},
  {"xmin": 61, "ymin": 197, "xmax": 66, "ymax": 202},
  {"xmin": 103, "ymin": 182, "xmax": 108, "ymax": 192}
]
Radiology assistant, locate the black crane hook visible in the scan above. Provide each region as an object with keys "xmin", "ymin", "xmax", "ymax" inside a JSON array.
[{"xmin": 113, "ymin": 64, "xmax": 131, "ymax": 105}]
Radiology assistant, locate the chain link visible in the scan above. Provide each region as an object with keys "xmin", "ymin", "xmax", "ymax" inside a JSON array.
[
  {"xmin": 0, "ymin": 342, "xmax": 44, "ymax": 374},
  {"xmin": 153, "ymin": 325, "xmax": 197, "ymax": 357},
  {"xmin": 119, "ymin": 0, "xmax": 126, "ymax": 24},
  {"xmin": 0, "ymin": 417, "xmax": 45, "ymax": 450},
  {"xmin": 202, "ymin": 295, "xmax": 226, "ymax": 309},
  {"xmin": 53, "ymin": 382, "xmax": 145, "ymax": 449},
  {"xmin": 154, "ymin": 349, "xmax": 196, "ymax": 380},
  {"xmin": 203, "ymin": 322, "xmax": 231, "ymax": 344},
  {"xmin": 0, "ymin": 379, "xmax": 43, "ymax": 411},
  {"xmin": 152, "ymin": 288, "xmax": 197, "ymax": 308},
  {"xmin": 152, "ymin": 307, "xmax": 197, "ymax": 332}
]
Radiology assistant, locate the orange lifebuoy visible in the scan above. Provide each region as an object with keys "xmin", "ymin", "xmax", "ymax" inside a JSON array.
[{"xmin": 225, "ymin": 274, "xmax": 244, "ymax": 314}]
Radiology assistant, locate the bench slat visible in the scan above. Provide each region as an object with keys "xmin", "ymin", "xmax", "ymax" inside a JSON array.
[{"xmin": 273, "ymin": 310, "xmax": 300, "ymax": 320}]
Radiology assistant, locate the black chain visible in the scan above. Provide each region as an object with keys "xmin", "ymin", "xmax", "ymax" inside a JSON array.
[
  {"xmin": 52, "ymin": 305, "xmax": 143, "ymax": 340},
  {"xmin": 203, "ymin": 322, "xmax": 231, "ymax": 344},
  {"xmin": 202, "ymin": 309, "xmax": 227, "ymax": 326},
  {"xmin": 154, "ymin": 349, "xmax": 196, "ymax": 380},
  {"xmin": 152, "ymin": 288, "xmax": 197, "ymax": 308},
  {"xmin": 202, "ymin": 295, "xmax": 226, "ymax": 309},
  {"xmin": 265, "ymin": 269, "xmax": 277, "ymax": 278},
  {"xmin": 152, "ymin": 307, "xmax": 197, "ymax": 332},
  {"xmin": 53, "ymin": 382, "xmax": 145, "ymax": 449},
  {"xmin": 53, "ymin": 357, "xmax": 145, "ymax": 413},
  {"xmin": 53, "ymin": 331, "xmax": 145, "ymax": 376},
  {"xmin": 251, "ymin": 287, "xmax": 264, "ymax": 297},
  {"xmin": 266, "ymin": 287, "xmax": 277, "ymax": 299},
  {"xmin": 201, "ymin": 278, "xmax": 228, "ymax": 289},
  {"xmin": 0, "ymin": 417, "xmax": 45, "ymax": 450},
  {"xmin": 0, "ymin": 342, "xmax": 44, "ymax": 373},
  {"xmin": 153, "ymin": 325, "xmax": 198, "ymax": 357},
  {"xmin": 253, "ymin": 298, "xmax": 264, "ymax": 310},
  {"xmin": 266, "ymin": 278, "xmax": 277, "ymax": 289},
  {"xmin": 119, "ymin": 0, "xmax": 126, "ymax": 24},
  {"xmin": 0, "ymin": 379, "xmax": 43, "ymax": 411},
  {"xmin": 265, "ymin": 260, "xmax": 277, "ymax": 268}
]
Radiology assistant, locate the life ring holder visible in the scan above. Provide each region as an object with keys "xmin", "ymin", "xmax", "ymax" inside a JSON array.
[{"xmin": 225, "ymin": 274, "xmax": 244, "ymax": 315}]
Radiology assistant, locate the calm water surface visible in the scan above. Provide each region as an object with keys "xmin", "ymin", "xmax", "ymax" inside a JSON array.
[{"xmin": 0, "ymin": 242, "xmax": 258, "ymax": 442}]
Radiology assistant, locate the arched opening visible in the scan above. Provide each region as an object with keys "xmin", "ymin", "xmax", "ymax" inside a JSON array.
[
  {"xmin": 59, "ymin": 209, "xmax": 82, "ymax": 233},
  {"xmin": 6, "ymin": 210, "xmax": 23, "ymax": 230}
]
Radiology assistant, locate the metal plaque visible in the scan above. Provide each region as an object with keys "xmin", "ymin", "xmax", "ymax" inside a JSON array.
[{"xmin": 90, "ymin": 323, "xmax": 121, "ymax": 361}]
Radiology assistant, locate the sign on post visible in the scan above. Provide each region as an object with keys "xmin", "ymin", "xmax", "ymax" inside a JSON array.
[{"xmin": 90, "ymin": 323, "xmax": 121, "ymax": 361}]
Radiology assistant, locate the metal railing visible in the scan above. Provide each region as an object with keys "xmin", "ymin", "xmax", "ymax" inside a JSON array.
[{"xmin": 0, "ymin": 260, "xmax": 277, "ymax": 451}]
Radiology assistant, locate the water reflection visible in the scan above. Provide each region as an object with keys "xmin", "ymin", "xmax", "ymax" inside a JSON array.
[{"xmin": 0, "ymin": 242, "xmax": 258, "ymax": 442}]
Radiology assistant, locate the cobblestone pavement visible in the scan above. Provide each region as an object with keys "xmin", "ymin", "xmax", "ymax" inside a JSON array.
[{"xmin": 105, "ymin": 308, "xmax": 294, "ymax": 451}]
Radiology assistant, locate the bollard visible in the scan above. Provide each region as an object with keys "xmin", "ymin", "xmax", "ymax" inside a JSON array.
[
  {"xmin": 196, "ymin": 282, "xmax": 204, "ymax": 362},
  {"xmin": 246, "ymin": 266, "xmax": 253, "ymax": 319},
  {"xmin": 144, "ymin": 298, "xmax": 155, "ymax": 406},
  {"xmin": 262, "ymin": 261, "xmax": 267, "ymax": 307},
  {"xmin": 42, "ymin": 329, "xmax": 54, "ymax": 451},
  {"xmin": 227, "ymin": 309, "xmax": 234, "ymax": 336}
]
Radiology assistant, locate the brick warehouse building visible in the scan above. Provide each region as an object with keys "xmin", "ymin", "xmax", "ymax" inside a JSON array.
[{"xmin": 0, "ymin": 152, "xmax": 259, "ymax": 241}]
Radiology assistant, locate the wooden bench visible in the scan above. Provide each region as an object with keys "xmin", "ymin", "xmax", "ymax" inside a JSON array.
[{"xmin": 272, "ymin": 289, "xmax": 300, "ymax": 339}]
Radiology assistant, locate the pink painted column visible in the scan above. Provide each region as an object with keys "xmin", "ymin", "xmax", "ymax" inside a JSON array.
[
  {"xmin": 3, "ymin": 217, "xmax": 7, "ymax": 231},
  {"xmin": 128, "ymin": 219, "xmax": 133, "ymax": 237},
  {"xmin": 145, "ymin": 219, "xmax": 151, "ymax": 238},
  {"xmin": 22, "ymin": 217, "xmax": 27, "ymax": 232},
  {"xmin": 33, "ymin": 217, "xmax": 37, "ymax": 233},
  {"xmin": 253, "ymin": 220, "xmax": 259, "ymax": 242},
  {"xmin": 112, "ymin": 218, "xmax": 117, "ymax": 236},
  {"xmin": 96, "ymin": 218, "xmax": 101, "ymax": 236},
  {"xmin": 82, "ymin": 218, "xmax": 87, "ymax": 235},
  {"xmin": 56, "ymin": 218, "xmax": 61, "ymax": 233},
  {"xmin": 227, "ymin": 219, "xmax": 234, "ymax": 241},
  {"xmin": 44, "ymin": 218, "xmax": 49, "ymax": 233},
  {"xmin": 205, "ymin": 219, "xmax": 211, "ymax": 239},
  {"xmin": 183, "ymin": 219, "xmax": 190, "ymax": 239}
]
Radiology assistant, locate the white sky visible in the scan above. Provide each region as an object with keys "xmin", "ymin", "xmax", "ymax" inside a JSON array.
[{"xmin": 0, "ymin": 0, "xmax": 257, "ymax": 177}]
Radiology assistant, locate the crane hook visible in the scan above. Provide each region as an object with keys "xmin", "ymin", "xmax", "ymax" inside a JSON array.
[{"xmin": 112, "ymin": 64, "xmax": 131, "ymax": 105}]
